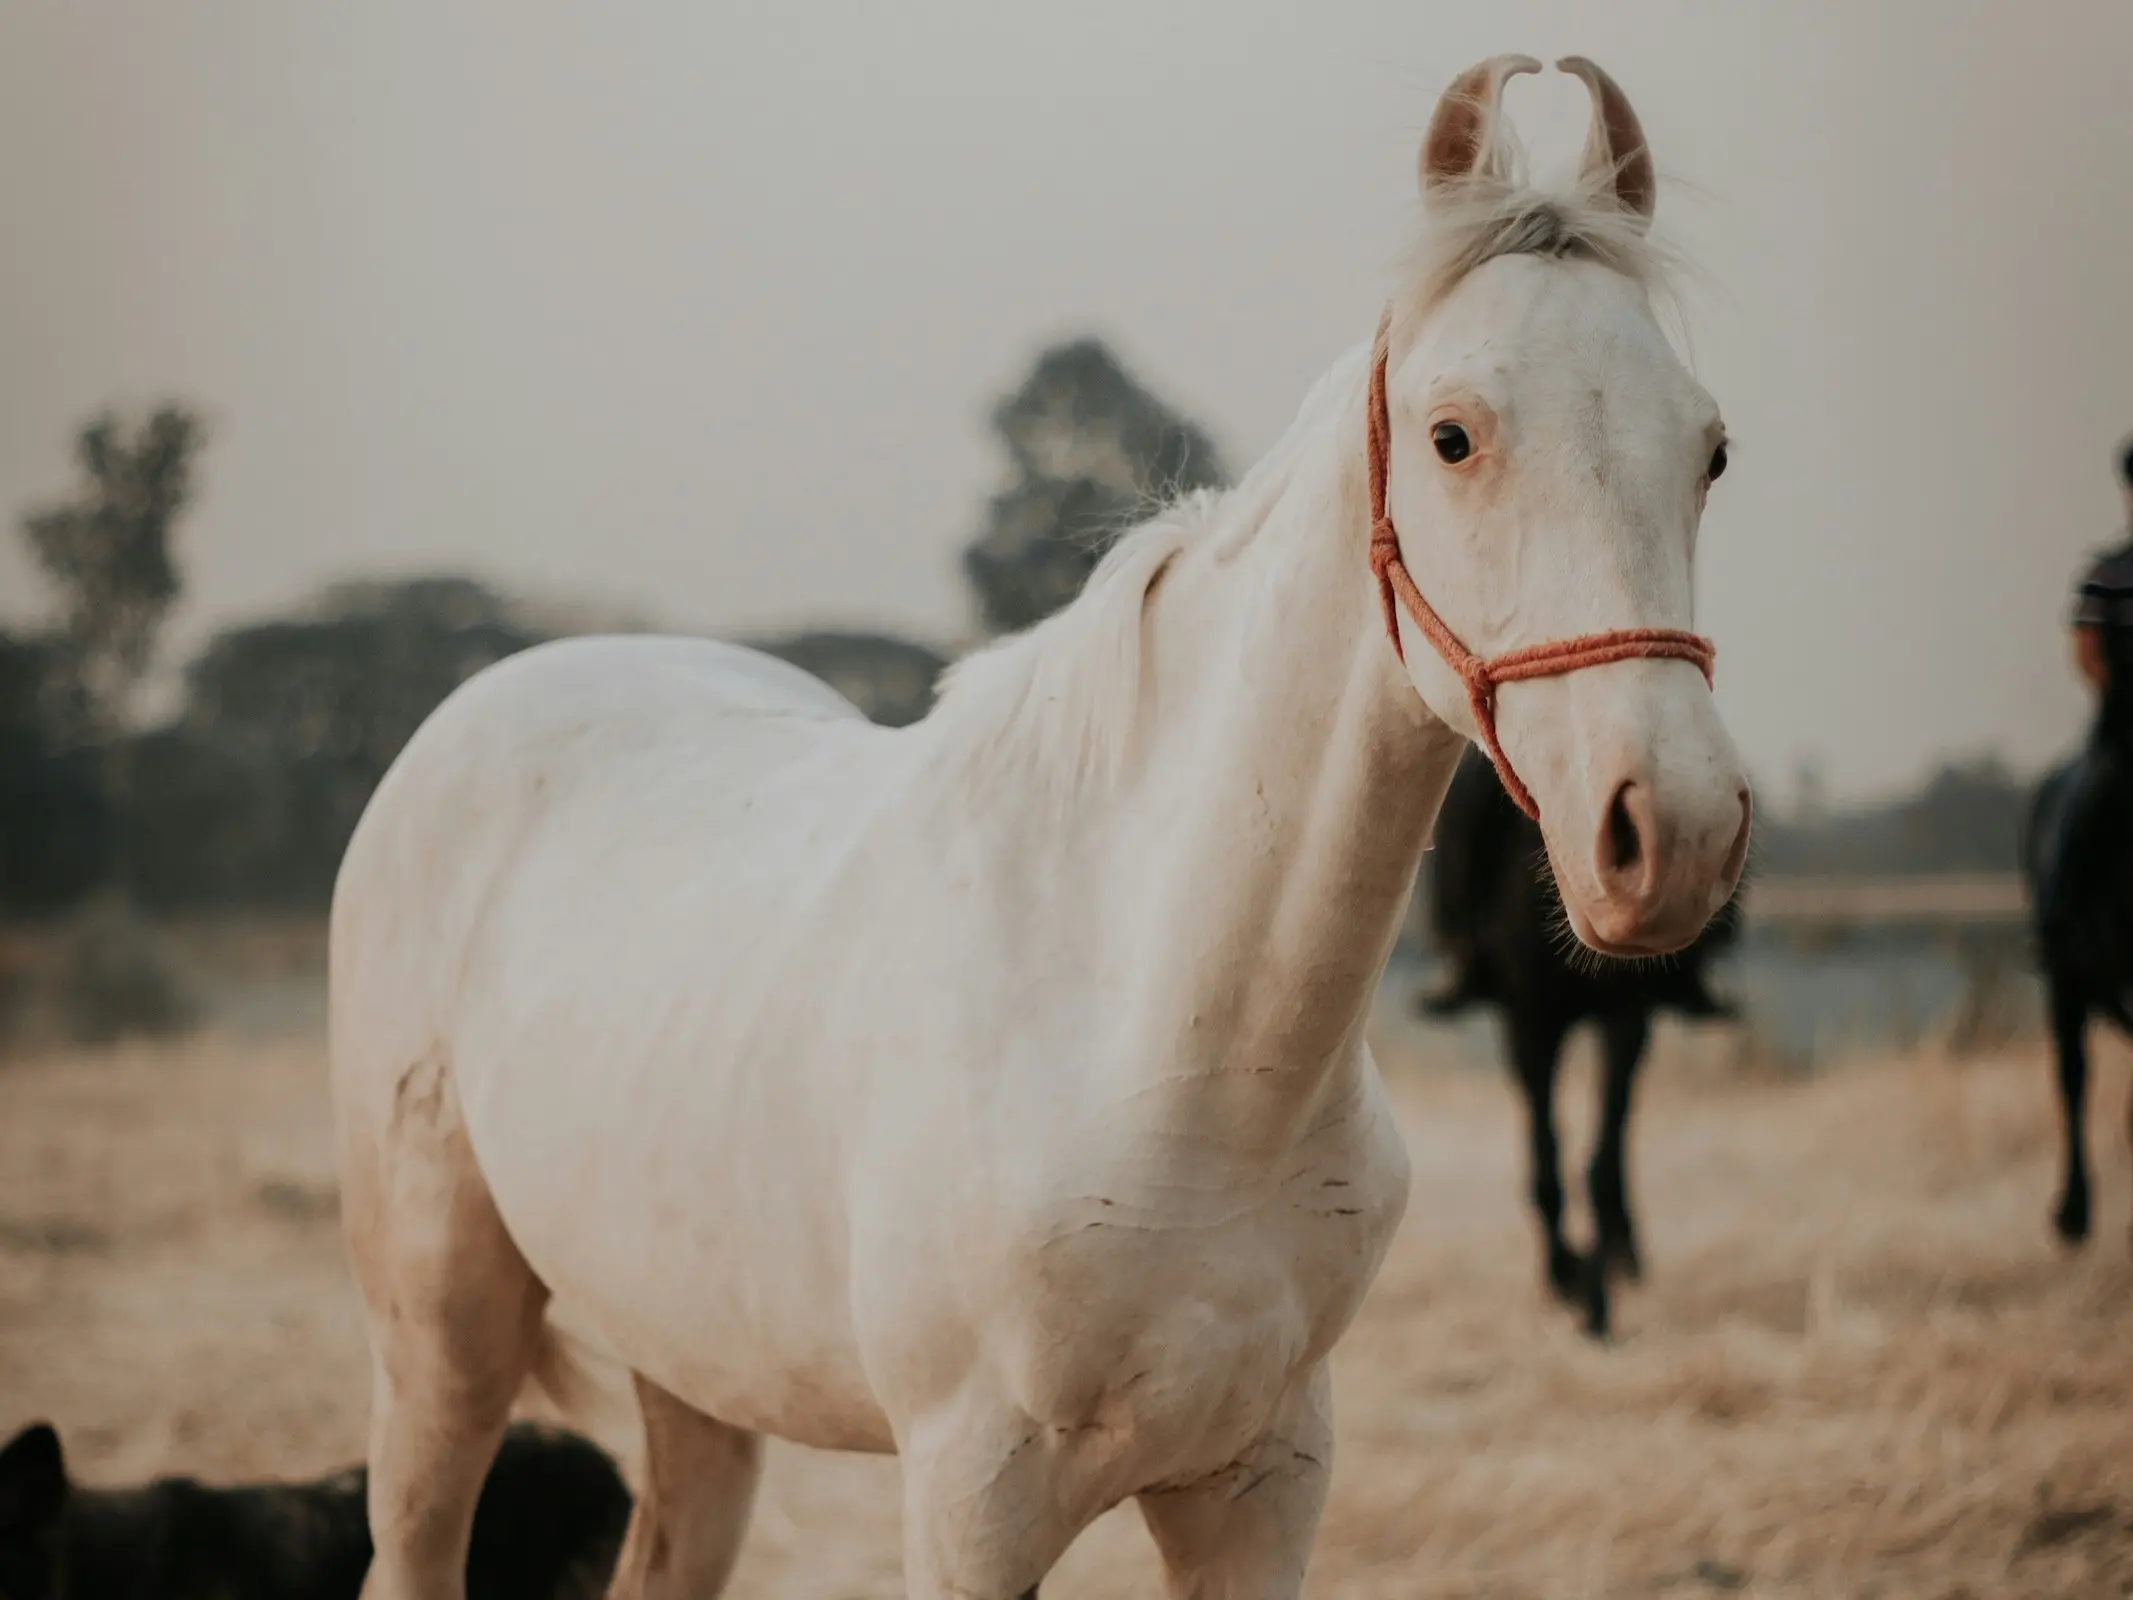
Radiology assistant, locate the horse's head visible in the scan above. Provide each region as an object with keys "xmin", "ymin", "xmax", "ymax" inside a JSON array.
[
  {"xmin": 1382, "ymin": 56, "xmax": 1749, "ymax": 958},
  {"xmin": 0, "ymin": 1421, "xmax": 67, "ymax": 1597}
]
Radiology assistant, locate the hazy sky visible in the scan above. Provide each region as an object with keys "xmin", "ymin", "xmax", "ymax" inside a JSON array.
[{"xmin": 2, "ymin": 2, "xmax": 2129, "ymax": 801}]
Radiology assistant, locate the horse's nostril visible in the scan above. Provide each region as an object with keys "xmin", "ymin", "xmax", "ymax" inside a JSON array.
[{"xmin": 1605, "ymin": 782, "xmax": 1643, "ymax": 877}]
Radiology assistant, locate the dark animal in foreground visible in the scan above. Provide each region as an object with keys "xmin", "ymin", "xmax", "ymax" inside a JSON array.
[
  {"xmin": 2025, "ymin": 635, "xmax": 2133, "ymax": 1251},
  {"xmin": 0, "ymin": 1419, "xmax": 630, "ymax": 1600},
  {"xmin": 1417, "ymin": 746, "xmax": 1744, "ymax": 1339}
]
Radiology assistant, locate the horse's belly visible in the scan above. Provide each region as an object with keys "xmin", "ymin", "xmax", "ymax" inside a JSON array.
[
  {"xmin": 562, "ymin": 1228, "xmax": 893, "ymax": 1454},
  {"xmin": 482, "ymin": 1079, "xmax": 894, "ymax": 1451},
  {"xmin": 458, "ymin": 928, "xmax": 897, "ymax": 1452}
]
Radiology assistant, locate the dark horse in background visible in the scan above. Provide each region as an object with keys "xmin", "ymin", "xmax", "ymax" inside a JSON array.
[
  {"xmin": 1418, "ymin": 746, "xmax": 1744, "ymax": 1339},
  {"xmin": 2025, "ymin": 625, "xmax": 2133, "ymax": 1251},
  {"xmin": 0, "ymin": 1419, "xmax": 631, "ymax": 1600}
]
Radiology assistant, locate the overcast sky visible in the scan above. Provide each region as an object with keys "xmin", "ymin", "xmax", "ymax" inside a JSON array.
[{"xmin": 2, "ymin": 1, "xmax": 2129, "ymax": 801}]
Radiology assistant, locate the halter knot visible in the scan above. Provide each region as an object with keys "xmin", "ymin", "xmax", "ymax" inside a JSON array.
[{"xmin": 1366, "ymin": 311, "xmax": 1716, "ymax": 821}]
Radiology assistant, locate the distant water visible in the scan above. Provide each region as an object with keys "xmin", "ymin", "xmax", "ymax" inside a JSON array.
[
  {"xmin": 1382, "ymin": 928, "xmax": 2042, "ymax": 1071},
  {"xmin": 1717, "ymin": 931, "xmax": 2039, "ymax": 1063},
  {"xmin": 188, "ymin": 932, "xmax": 2045, "ymax": 1071}
]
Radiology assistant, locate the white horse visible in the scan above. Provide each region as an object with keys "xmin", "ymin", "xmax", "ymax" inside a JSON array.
[{"xmin": 333, "ymin": 56, "xmax": 1749, "ymax": 1600}]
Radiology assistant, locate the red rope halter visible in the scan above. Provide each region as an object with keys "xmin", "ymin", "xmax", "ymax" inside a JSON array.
[{"xmin": 1366, "ymin": 313, "xmax": 1716, "ymax": 820}]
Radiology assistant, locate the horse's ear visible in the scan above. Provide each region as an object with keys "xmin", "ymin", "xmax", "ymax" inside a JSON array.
[
  {"xmin": 1419, "ymin": 55, "xmax": 1541, "ymax": 198},
  {"xmin": 1557, "ymin": 56, "xmax": 1657, "ymax": 225},
  {"xmin": 0, "ymin": 1421, "xmax": 68, "ymax": 1534}
]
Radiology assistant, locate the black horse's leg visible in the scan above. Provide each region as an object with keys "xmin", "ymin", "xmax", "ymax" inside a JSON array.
[
  {"xmin": 1506, "ymin": 1008, "xmax": 1580, "ymax": 1305},
  {"xmin": 2048, "ymin": 972, "xmax": 2092, "ymax": 1245},
  {"xmin": 2125, "ymin": 1065, "xmax": 2133, "ymax": 1256},
  {"xmin": 1590, "ymin": 1007, "xmax": 1652, "ymax": 1285}
]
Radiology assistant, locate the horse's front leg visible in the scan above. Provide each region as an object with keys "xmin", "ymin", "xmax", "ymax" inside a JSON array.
[
  {"xmin": 1135, "ymin": 1367, "xmax": 1334, "ymax": 1600},
  {"xmin": 2048, "ymin": 971, "xmax": 2092, "ymax": 1245},
  {"xmin": 897, "ymin": 1395, "xmax": 1086, "ymax": 1600},
  {"xmin": 1504, "ymin": 1008, "xmax": 1580, "ymax": 1302},
  {"xmin": 1590, "ymin": 1007, "xmax": 1651, "ymax": 1284}
]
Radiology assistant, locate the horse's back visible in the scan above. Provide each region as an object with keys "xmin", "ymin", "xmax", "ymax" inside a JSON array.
[
  {"xmin": 332, "ymin": 627, "xmax": 906, "ymax": 1072},
  {"xmin": 384, "ymin": 632, "xmax": 870, "ymax": 782},
  {"xmin": 333, "ymin": 634, "xmax": 871, "ymax": 1019}
]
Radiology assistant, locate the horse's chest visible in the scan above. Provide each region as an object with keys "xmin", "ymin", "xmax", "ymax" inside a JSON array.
[{"xmin": 993, "ymin": 1113, "xmax": 1407, "ymax": 1478}]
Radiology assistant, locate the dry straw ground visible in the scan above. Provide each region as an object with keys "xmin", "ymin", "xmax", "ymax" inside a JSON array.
[{"xmin": 1, "ymin": 1019, "xmax": 2128, "ymax": 1598}]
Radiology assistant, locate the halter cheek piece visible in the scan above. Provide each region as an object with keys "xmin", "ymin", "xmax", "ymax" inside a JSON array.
[{"xmin": 1366, "ymin": 312, "xmax": 1717, "ymax": 821}]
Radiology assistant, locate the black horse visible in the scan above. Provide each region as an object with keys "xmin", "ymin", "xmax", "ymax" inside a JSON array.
[
  {"xmin": 2025, "ymin": 628, "xmax": 2133, "ymax": 1250},
  {"xmin": 1417, "ymin": 746, "xmax": 1744, "ymax": 1339},
  {"xmin": 0, "ymin": 1419, "xmax": 632, "ymax": 1600}
]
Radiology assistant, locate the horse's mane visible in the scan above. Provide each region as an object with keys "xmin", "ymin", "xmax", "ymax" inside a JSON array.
[
  {"xmin": 925, "ymin": 500, "xmax": 1202, "ymax": 807},
  {"xmin": 923, "ymin": 350, "xmax": 1361, "ymax": 811}
]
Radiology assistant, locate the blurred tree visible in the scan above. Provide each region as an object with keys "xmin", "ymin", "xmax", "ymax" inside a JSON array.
[
  {"xmin": 1894, "ymin": 758, "xmax": 2029, "ymax": 873},
  {"xmin": 1751, "ymin": 756, "xmax": 2029, "ymax": 877},
  {"xmin": 962, "ymin": 338, "xmax": 1228, "ymax": 635},
  {"xmin": 755, "ymin": 631, "xmax": 946, "ymax": 728},
  {"xmin": 122, "ymin": 577, "xmax": 957, "ymax": 910},
  {"xmin": 13, "ymin": 401, "xmax": 205, "ymax": 977},
  {"xmin": 1790, "ymin": 754, "xmax": 1829, "ymax": 828},
  {"xmin": 131, "ymin": 577, "xmax": 545, "ymax": 908},
  {"xmin": 4, "ymin": 405, "xmax": 197, "ymax": 1041},
  {"xmin": 0, "ymin": 632, "xmax": 111, "ymax": 917},
  {"xmin": 21, "ymin": 406, "xmax": 204, "ymax": 742}
]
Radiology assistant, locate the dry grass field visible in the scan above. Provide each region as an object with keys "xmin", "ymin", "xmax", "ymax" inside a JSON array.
[{"xmin": 2, "ymin": 1018, "xmax": 2129, "ymax": 1598}]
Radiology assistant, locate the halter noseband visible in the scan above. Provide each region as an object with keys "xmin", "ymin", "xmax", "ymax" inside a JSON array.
[{"xmin": 1366, "ymin": 312, "xmax": 1716, "ymax": 821}]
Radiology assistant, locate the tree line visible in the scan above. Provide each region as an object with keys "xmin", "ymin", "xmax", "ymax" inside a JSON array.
[
  {"xmin": 1, "ymin": 340, "xmax": 2037, "ymax": 936},
  {"xmin": 0, "ymin": 338, "xmax": 1224, "ymax": 922}
]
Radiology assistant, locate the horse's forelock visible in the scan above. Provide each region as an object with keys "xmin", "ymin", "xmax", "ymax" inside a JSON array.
[{"xmin": 1398, "ymin": 175, "xmax": 1683, "ymax": 330}]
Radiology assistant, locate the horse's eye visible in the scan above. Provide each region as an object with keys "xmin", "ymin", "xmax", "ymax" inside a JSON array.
[
  {"xmin": 1431, "ymin": 422, "xmax": 1471, "ymax": 465},
  {"xmin": 1707, "ymin": 441, "xmax": 1728, "ymax": 482}
]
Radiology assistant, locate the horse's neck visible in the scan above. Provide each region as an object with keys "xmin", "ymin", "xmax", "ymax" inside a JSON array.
[{"xmin": 1100, "ymin": 355, "xmax": 1463, "ymax": 1126}]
